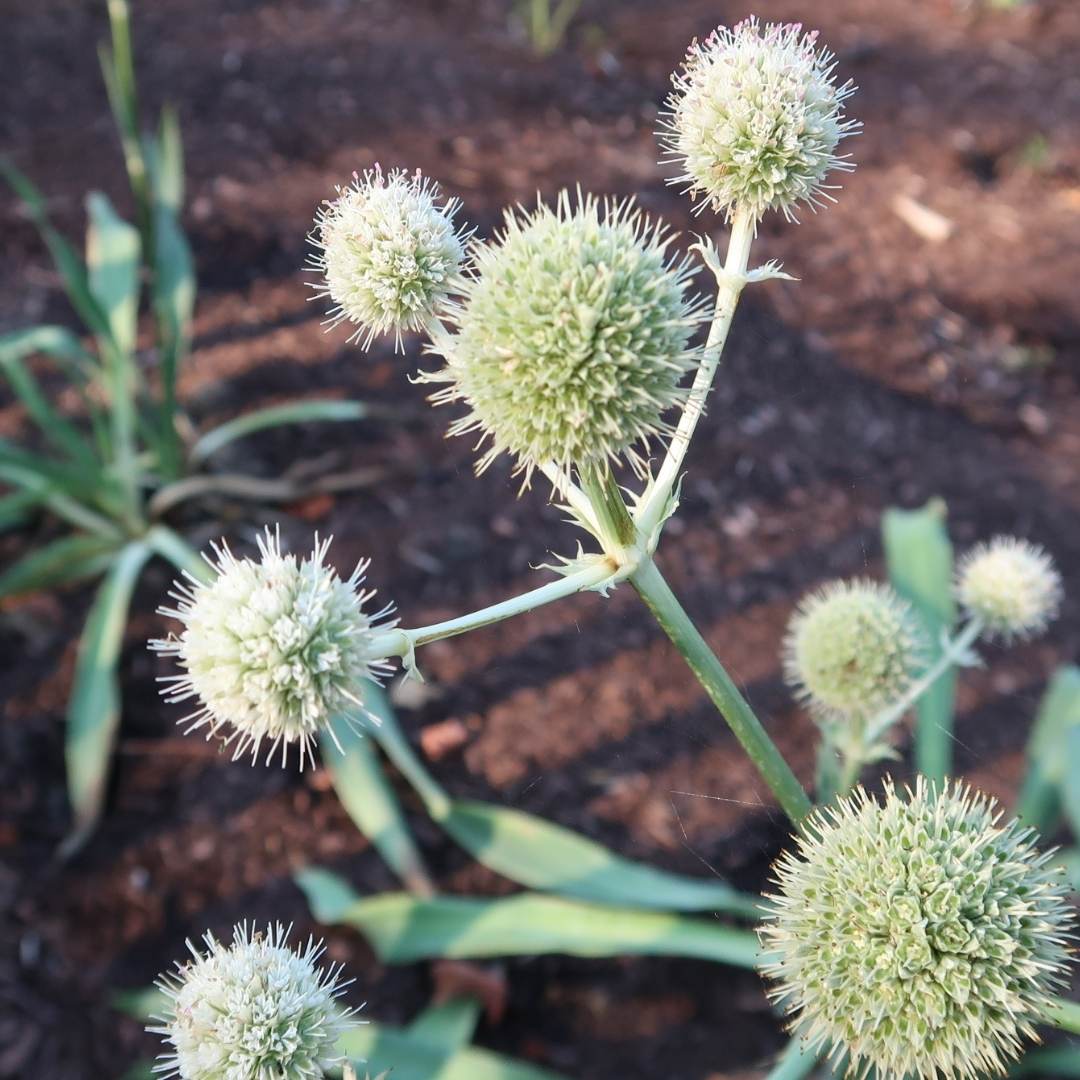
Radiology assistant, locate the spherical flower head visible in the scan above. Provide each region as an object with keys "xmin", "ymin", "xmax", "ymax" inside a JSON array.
[
  {"xmin": 310, "ymin": 166, "xmax": 468, "ymax": 350},
  {"xmin": 151, "ymin": 922, "xmax": 357, "ymax": 1079},
  {"xmin": 421, "ymin": 190, "xmax": 707, "ymax": 480},
  {"xmin": 760, "ymin": 780, "xmax": 1073, "ymax": 1080},
  {"xmin": 661, "ymin": 18, "xmax": 858, "ymax": 221},
  {"xmin": 956, "ymin": 536, "xmax": 1062, "ymax": 641},
  {"xmin": 150, "ymin": 528, "xmax": 395, "ymax": 768},
  {"xmin": 784, "ymin": 579, "xmax": 926, "ymax": 723}
]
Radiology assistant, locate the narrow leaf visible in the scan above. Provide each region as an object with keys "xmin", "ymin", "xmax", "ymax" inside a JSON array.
[
  {"xmin": 0, "ymin": 489, "xmax": 43, "ymax": 532},
  {"xmin": 112, "ymin": 985, "xmax": 167, "ymax": 1021},
  {"xmin": 0, "ymin": 533, "xmax": 117, "ymax": 600},
  {"xmin": 1016, "ymin": 665, "xmax": 1080, "ymax": 832},
  {"xmin": 341, "ymin": 1022, "xmax": 569, "ymax": 1080},
  {"xmin": 882, "ymin": 500, "xmax": 956, "ymax": 782},
  {"xmin": 86, "ymin": 192, "xmax": 141, "ymax": 357},
  {"xmin": 295, "ymin": 870, "xmax": 761, "ymax": 969},
  {"xmin": 152, "ymin": 105, "xmax": 184, "ymax": 214},
  {"xmin": 365, "ymin": 688, "xmax": 758, "ymax": 917},
  {"xmin": 0, "ymin": 161, "xmax": 113, "ymax": 340},
  {"xmin": 322, "ymin": 714, "xmax": 433, "ymax": 895},
  {"xmin": 408, "ymin": 997, "xmax": 483, "ymax": 1051},
  {"xmin": 190, "ymin": 400, "xmax": 367, "ymax": 465},
  {"xmin": 63, "ymin": 540, "xmax": 152, "ymax": 852},
  {"xmin": 441, "ymin": 800, "xmax": 761, "ymax": 918},
  {"xmin": 0, "ymin": 333, "xmax": 94, "ymax": 460}
]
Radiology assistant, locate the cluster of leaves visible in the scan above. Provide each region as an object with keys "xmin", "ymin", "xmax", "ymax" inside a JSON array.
[{"xmin": 0, "ymin": 0, "xmax": 364, "ymax": 849}]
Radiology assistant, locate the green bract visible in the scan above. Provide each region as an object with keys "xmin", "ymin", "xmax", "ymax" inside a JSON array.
[
  {"xmin": 784, "ymin": 579, "xmax": 926, "ymax": 723},
  {"xmin": 421, "ymin": 191, "xmax": 707, "ymax": 480},
  {"xmin": 957, "ymin": 536, "xmax": 1062, "ymax": 641},
  {"xmin": 760, "ymin": 780, "xmax": 1073, "ymax": 1080},
  {"xmin": 311, "ymin": 166, "xmax": 468, "ymax": 350},
  {"xmin": 151, "ymin": 923, "xmax": 356, "ymax": 1079},
  {"xmin": 662, "ymin": 17, "xmax": 857, "ymax": 221},
  {"xmin": 150, "ymin": 528, "xmax": 394, "ymax": 768}
]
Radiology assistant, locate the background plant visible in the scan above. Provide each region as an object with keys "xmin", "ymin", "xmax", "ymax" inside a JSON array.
[{"xmin": 0, "ymin": 0, "xmax": 370, "ymax": 849}]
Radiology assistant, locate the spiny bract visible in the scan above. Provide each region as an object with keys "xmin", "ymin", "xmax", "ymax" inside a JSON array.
[
  {"xmin": 661, "ymin": 18, "xmax": 857, "ymax": 221},
  {"xmin": 150, "ymin": 528, "xmax": 395, "ymax": 768},
  {"xmin": 421, "ymin": 191, "xmax": 706, "ymax": 480},
  {"xmin": 783, "ymin": 579, "xmax": 926, "ymax": 722},
  {"xmin": 956, "ymin": 536, "xmax": 1062, "ymax": 641},
  {"xmin": 151, "ymin": 922, "xmax": 356, "ymax": 1080},
  {"xmin": 311, "ymin": 166, "xmax": 468, "ymax": 350},
  {"xmin": 760, "ymin": 780, "xmax": 1073, "ymax": 1080}
]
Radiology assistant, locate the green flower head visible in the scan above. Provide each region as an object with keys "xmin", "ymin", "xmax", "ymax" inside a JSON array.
[
  {"xmin": 956, "ymin": 536, "xmax": 1062, "ymax": 641},
  {"xmin": 420, "ymin": 190, "xmax": 707, "ymax": 481},
  {"xmin": 311, "ymin": 166, "xmax": 469, "ymax": 350},
  {"xmin": 661, "ymin": 18, "xmax": 858, "ymax": 221},
  {"xmin": 783, "ymin": 579, "xmax": 927, "ymax": 723},
  {"xmin": 760, "ymin": 780, "xmax": 1074, "ymax": 1080},
  {"xmin": 151, "ymin": 922, "xmax": 358, "ymax": 1079},
  {"xmin": 150, "ymin": 528, "xmax": 395, "ymax": 769}
]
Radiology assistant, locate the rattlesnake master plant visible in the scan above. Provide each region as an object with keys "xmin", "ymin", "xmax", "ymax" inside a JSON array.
[
  {"xmin": 956, "ymin": 536, "xmax": 1062, "ymax": 641},
  {"xmin": 422, "ymin": 191, "xmax": 707, "ymax": 480},
  {"xmin": 661, "ymin": 17, "xmax": 858, "ymax": 220},
  {"xmin": 151, "ymin": 922, "xmax": 356, "ymax": 1079},
  {"xmin": 311, "ymin": 166, "xmax": 469, "ymax": 350},
  {"xmin": 760, "ymin": 780, "xmax": 1073, "ymax": 1080},
  {"xmin": 784, "ymin": 579, "xmax": 927, "ymax": 723},
  {"xmin": 150, "ymin": 528, "xmax": 394, "ymax": 768}
]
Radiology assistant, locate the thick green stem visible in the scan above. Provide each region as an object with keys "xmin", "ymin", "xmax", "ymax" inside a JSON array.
[{"xmin": 630, "ymin": 557, "xmax": 812, "ymax": 826}]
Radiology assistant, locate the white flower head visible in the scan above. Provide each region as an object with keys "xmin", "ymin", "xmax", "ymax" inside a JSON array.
[
  {"xmin": 956, "ymin": 536, "xmax": 1062, "ymax": 641},
  {"xmin": 310, "ymin": 165, "xmax": 469, "ymax": 350},
  {"xmin": 760, "ymin": 780, "xmax": 1074, "ymax": 1080},
  {"xmin": 784, "ymin": 579, "xmax": 927, "ymax": 723},
  {"xmin": 150, "ymin": 528, "xmax": 396, "ymax": 768},
  {"xmin": 151, "ymin": 922, "xmax": 358, "ymax": 1080},
  {"xmin": 420, "ymin": 190, "xmax": 707, "ymax": 481},
  {"xmin": 661, "ymin": 18, "xmax": 858, "ymax": 221}
]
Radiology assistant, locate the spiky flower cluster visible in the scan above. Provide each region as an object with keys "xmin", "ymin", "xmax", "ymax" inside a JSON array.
[
  {"xmin": 421, "ymin": 191, "xmax": 706, "ymax": 479},
  {"xmin": 661, "ymin": 18, "xmax": 857, "ymax": 220},
  {"xmin": 151, "ymin": 922, "xmax": 356, "ymax": 1079},
  {"xmin": 150, "ymin": 528, "xmax": 394, "ymax": 768},
  {"xmin": 784, "ymin": 580, "xmax": 926, "ymax": 723},
  {"xmin": 956, "ymin": 536, "xmax": 1062, "ymax": 641},
  {"xmin": 311, "ymin": 166, "xmax": 468, "ymax": 349},
  {"xmin": 760, "ymin": 781, "xmax": 1073, "ymax": 1080}
]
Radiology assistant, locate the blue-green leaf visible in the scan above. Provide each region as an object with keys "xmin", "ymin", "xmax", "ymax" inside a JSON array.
[
  {"xmin": 295, "ymin": 869, "xmax": 761, "ymax": 968},
  {"xmin": 322, "ymin": 714, "xmax": 432, "ymax": 895},
  {"xmin": 0, "ymin": 533, "xmax": 117, "ymax": 600},
  {"xmin": 63, "ymin": 539, "xmax": 152, "ymax": 852},
  {"xmin": 1016, "ymin": 666, "xmax": 1080, "ymax": 833},
  {"xmin": 882, "ymin": 500, "xmax": 956, "ymax": 782},
  {"xmin": 86, "ymin": 192, "xmax": 141, "ymax": 358}
]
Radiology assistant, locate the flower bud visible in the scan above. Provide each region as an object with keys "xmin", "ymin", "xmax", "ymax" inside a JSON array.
[
  {"xmin": 783, "ymin": 579, "xmax": 926, "ymax": 722},
  {"xmin": 421, "ymin": 191, "xmax": 706, "ymax": 480},
  {"xmin": 661, "ymin": 18, "xmax": 857, "ymax": 221},
  {"xmin": 760, "ymin": 780, "xmax": 1073, "ymax": 1080},
  {"xmin": 150, "ymin": 528, "xmax": 395, "ymax": 768},
  {"xmin": 311, "ymin": 166, "xmax": 468, "ymax": 349},
  {"xmin": 956, "ymin": 536, "xmax": 1062, "ymax": 641},
  {"xmin": 151, "ymin": 922, "xmax": 356, "ymax": 1079}
]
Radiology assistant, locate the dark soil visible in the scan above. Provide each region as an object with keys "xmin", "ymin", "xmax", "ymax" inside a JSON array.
[{"xmin": 3, "ymin": 1, "xmax": 1080, "ymax": 1077}]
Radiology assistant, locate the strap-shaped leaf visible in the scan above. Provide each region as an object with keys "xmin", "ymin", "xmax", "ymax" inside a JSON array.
[
  {"xmin": 0, "ymin": 489, "xmax": 43, "ymax": 533},
  {"xmin": 882, "ymin": 500, "xmax": 956, "ymax": 782},
  {"xmin": 322, "ymin": 714, "xmax": 433, "ymax": 895},
  {"xmin": 363, "ymin": 684, "xmax": 758, "ymax": 917},
  {"xmin": 86, "ymin": 192, "xmax": 141, "ymax": 358},
  {"xmin": 0, "ymin": 161, "xmax": 113, "ymax": 340},
  {"xmin": 408, "ymin": 997, "xmax": 483, "ymax": 1051},
  {"xmin": 295, "ymin": 868, "xmax": 761, "ymax": 968},
  {"xmin": 190, "ymin": 400, "xmax": 367, "ymax": 465},
  {"xmin": 340, "ymin": 1020, "xmax": 568, "ymax": 1080},
  {"xmin": 0, "ymin": 532, "xmax": 117, "ymax": 600},
  {"xmin": 63, "ymin": 539, "xmax": 152, "ymax": 852},
  {"xmin": 0, "ymin": 330, "xmax": 94, "ymax": 460},
  {"xmin": 1016, "ymin": 666, "xmax": 1080, "ymax": 832}
]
